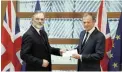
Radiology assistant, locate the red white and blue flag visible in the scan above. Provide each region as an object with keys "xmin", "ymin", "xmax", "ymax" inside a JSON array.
[
  {"xmin": 95, "ymin": 0, "xmax": 113, "ymax": 71},
  {"xmin": 108, "ymin": 13, "xmax": 122, "ymax": 71},
  {"xmin": 1, "ymin": 1, "xmax": 22, "ymax": 71}
]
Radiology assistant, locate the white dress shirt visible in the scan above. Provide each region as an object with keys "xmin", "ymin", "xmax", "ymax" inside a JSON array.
[
  {"xmin": 80, "ymin": 27, "xmax": 95, "ymax": 62},
  {"xmin": 82, "ymin": 27, "xmax": 95, "ymax": 43},
  {"xmin": 32, "ymin": 25, "xmax": 43, "ymax": 35}
]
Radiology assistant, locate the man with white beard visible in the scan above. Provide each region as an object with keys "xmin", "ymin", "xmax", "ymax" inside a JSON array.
[{"xmin": 20, "ymin": 12, "xmax": 65, "ymax": 71}]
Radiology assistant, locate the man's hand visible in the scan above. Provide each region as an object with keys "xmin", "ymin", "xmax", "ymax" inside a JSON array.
[
  {"xmin": 60, "ymin": 49, "xmax": 66, "ymax": 55},
  {"xmin": 42, "ymin": 59, "xmax": 49, "ymax": 67},
  {"xmin": 72, "ymin": 54, "xmax": 80, "ymax": 59}
]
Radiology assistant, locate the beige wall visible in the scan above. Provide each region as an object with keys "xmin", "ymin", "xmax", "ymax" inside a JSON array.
[{"xmin": 1, "ymin": 1, "xmax": 8, "ymax": 26}]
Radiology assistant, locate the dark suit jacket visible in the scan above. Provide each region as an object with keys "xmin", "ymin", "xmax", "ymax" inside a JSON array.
[
  {"xmin": 20, "ymin": 26, "xmax": 61, "ymax": 71},
  {"xmin": 76, "ymin": 27, "xmax": 105, "ymax": 71}
]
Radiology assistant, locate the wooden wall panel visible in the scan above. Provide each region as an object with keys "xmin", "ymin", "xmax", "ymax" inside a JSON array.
[
  {"xmin": 49, "ymin": 39, "xmax": 79, "ymax": 44},
  {"xmin": 17, "ymin": 12, "xmax": 121, "ymax": 18},
  {"xmin": 52, "ymin": 64, "xmax": 77, "ymax": 70}
]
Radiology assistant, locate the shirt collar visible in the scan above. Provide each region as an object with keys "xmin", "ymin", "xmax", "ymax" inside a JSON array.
[
  {"xmin": 32, "ymin": 25, "xmax": 43, "ymax": 34},
  {"xmin": 86, "ymin": 27, "xmax": 95, "ymax": 34}
]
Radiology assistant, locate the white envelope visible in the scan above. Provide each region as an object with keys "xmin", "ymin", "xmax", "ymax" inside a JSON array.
[{"xmin": 63, "ymin": 49, "xmax": 77, "ymax": 57}]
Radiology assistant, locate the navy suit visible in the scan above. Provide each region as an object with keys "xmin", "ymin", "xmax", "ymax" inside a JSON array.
[
  {"xmin": 76, "ymin": 27, "xmax": 105, "ymax": 71},
  {"xmin": 20, "ymin": 26, "xmax": 61, "ymax": 71}
]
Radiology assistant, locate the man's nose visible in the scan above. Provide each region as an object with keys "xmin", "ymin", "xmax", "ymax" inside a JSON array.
[
  {"xmin": 38, "ymin": 19, "xmax": 42, "ymax": 22},
  {"xmin": 84, "ymin": 23, "xmax": 88, "ymax": 26},
  {"xmin": 38, "ymin": 20, "xmax": 43, "ymax": 23}
]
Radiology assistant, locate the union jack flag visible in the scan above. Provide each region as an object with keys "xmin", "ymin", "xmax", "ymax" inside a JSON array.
[
  {"xmin": 95, "ymin": 0, "xmax": 113, "ymax": 71},
  {"xmin": 1, "ymin": 1, "xmax": 22, "ymax": 71}
]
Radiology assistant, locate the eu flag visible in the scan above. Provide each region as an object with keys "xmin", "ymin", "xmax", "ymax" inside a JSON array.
[
  {"xmin": 108, "ymin": 13, "xmax": 122, "ymax": 71},
  {"xmin": 35, "ymin": 0, "xmax": 41, "ymax": 12}
]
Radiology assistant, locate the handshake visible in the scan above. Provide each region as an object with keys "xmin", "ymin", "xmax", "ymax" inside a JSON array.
[{"xmin": 42, "ymin": 49, "xmax": 80, "ymax": 67}]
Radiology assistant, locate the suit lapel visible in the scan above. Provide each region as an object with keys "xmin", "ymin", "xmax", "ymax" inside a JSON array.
[
  {"xmin": 81, "ymin": 31, "xmax": 85, "ymax": 44},
  {"xmin": 79, "ymin": 31, "xmax": 85, "ymax": 53},
  {"xmin": 30, "ymin": 26, "xmax": 49, "ymax": 52},
  {"xmin": 30, "ymin": 26, "xmax": 42, "ymax": 42},
  {"xmin": 80, "ymin": 28, "xmax": 98, "ymax": 53}
]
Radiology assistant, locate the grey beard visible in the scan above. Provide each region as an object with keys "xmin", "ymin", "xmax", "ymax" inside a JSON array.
[{"xmin": 32, "ymin": 23, "xmax": 43, "ymax": 29}]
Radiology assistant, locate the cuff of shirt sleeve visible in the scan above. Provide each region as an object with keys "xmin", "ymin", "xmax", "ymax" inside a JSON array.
[{"xmin": 80, "ymin": 55, "xmax": 82, "ymax": 62}]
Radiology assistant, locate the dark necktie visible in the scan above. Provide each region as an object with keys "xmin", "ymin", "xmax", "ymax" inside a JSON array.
[
  {"xmin": 82, "ymin": 32, "xmax": 89, "ymax": 47},
  {"xmin": 39, "ymin": 30, "xmax": 46, "ymax": 42}
]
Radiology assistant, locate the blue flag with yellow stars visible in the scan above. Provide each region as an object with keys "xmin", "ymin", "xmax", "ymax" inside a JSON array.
[{"xmin": 108, "ymin": 13, "xmax": 122, "ymax": 71}]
